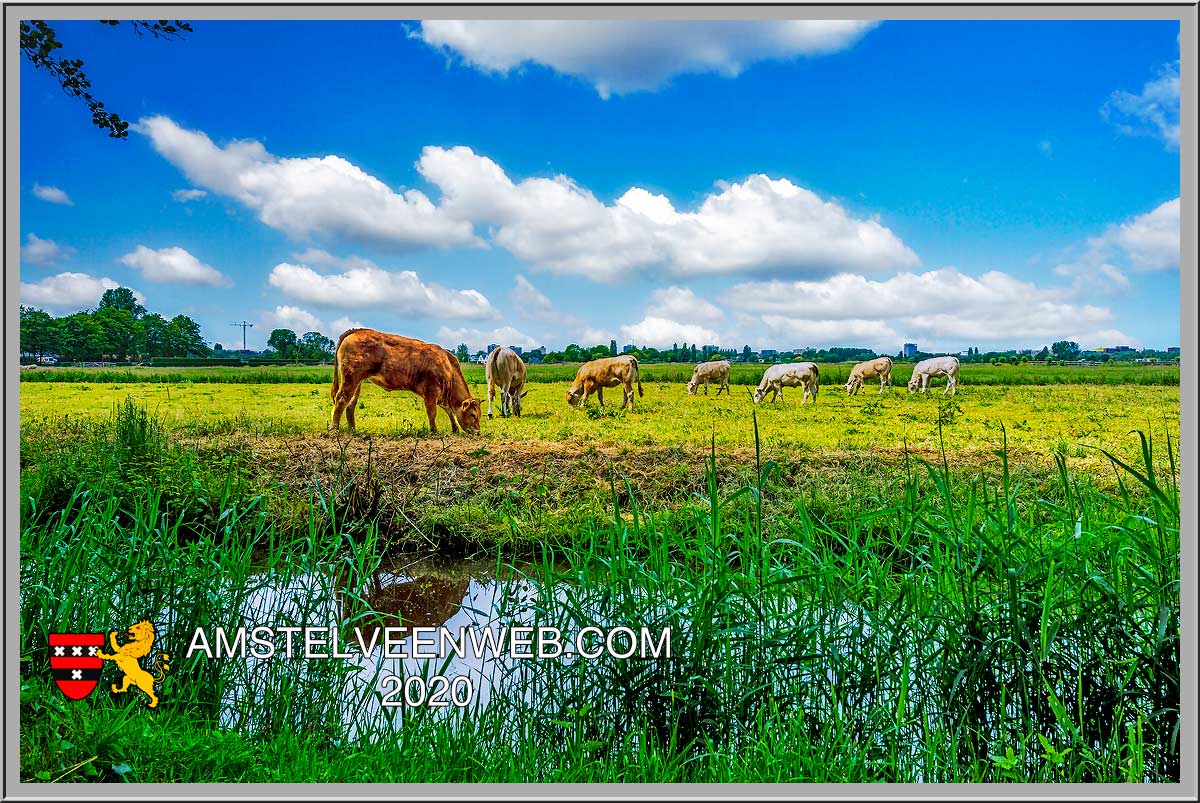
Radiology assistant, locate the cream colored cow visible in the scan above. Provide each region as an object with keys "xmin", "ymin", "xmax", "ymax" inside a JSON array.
[
  {"xmin": 686, "ymin": 360, "xmax": 731, "ymax": 396},
  {"xmin": 907, "ymin": 355, "xmax": 961, "ymax": 395}
]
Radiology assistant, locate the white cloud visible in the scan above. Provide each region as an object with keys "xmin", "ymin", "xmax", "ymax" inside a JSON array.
[
  {"xmin": 723, "ymin": 268, "xmax": 1127, "ymax": 351},
  {"xmin": 21, "ymin": 233, "xmax": 75, "ymax": 266},
  {"xmin": 330, "ymin": 316, "xmax": 366, "ymax": 335},
  {"xmin": 506, "ymin": 275, "xmax": 615, "ymax": 346},
  {"xmin": 417, "ymin": 146, "xmax": 918, "ymax": 280},
  {"xmin": 20, "ymin": 272, "xmax": 143, "ymax": 311},
  {"xmin": 434, "ymin": 325, "xmax": 539, "ymax": 353},
  {"xmin": 1101, "ymin": 59, "xmax": 1180, "ymax": 148},
  {"xmin": 1054, "ymin": 197, "xmax": 1179, "ymax": 292},
  {"xmin": 418, "ymin": 20, "xmax": 879, "ymax": 97},
  {"xmin": 1094, "ymin": 197, "xmax": 1179, "ymax": 272},
  {"xmin": 32, "ymin": 183, "xmax": 73, "ymax": 205},
  {"xmin": 646, "ymin": 286, "xmax": 724, "ymax": 327},
  {"xmin": 267, "ymin": 256, "xmax": 498, "ymax": 320},
  {"xmin": 620, "ymin": 316, "xmax": 719, "ymax": 349},
  {"xmin": 119, "ymin": 245, "xmax": 232, "ymax": 286},
  {"xmin": 261, "ymin": 305, "xmax": 328, "ymax": 336},
  {"xmin": 172, "ymin": 188, "xmax": 208, "ymax": 202},
  {"xmin": 136, "ymin": 115, "xmax": 481, "ymax": 252}
]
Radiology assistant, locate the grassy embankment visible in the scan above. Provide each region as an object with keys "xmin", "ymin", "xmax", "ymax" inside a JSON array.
[{"xmin": 19, "ymin": 398, "xmax": 1180, "ymax": 783}]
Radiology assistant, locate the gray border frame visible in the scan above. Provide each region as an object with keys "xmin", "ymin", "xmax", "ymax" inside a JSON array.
[{"xmin": 6, "ymin": 3, "xmax": 1196, "ymax": 800}]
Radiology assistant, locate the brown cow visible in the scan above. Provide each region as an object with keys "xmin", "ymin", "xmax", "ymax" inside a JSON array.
[
  {"xmin": 485, "ymin": 346, "xmax": 528, "ymax": 419},
  {"xmin": 330, "ymin": 328, "xmax": 482, "ymax": 434},
  {"xmin": 686, "ymin": 359, "xmax": 731, "ymax": 396},
  {"xmin": 566, "ymin": 355, "xmax": 643, "ymax": 410}
]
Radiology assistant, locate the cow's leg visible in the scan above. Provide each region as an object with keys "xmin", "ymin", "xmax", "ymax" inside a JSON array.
[
  {"xmin": 596, "ymin": 387, "xmax": 604, "ymax": 407},
  {"xmin": 331, "ymin": 378, "xmax": 359, "ymax": 432},
  {"xmin": 423, "ymin": 392, "xmax": 440, "ymax": 434},
  {"xmin": 487, "ymin": 381, "xmax": 496, "ymax": 419},
  {"xmin": 345, "ymin": 385, "xmax": 362, "ymax": 431}
]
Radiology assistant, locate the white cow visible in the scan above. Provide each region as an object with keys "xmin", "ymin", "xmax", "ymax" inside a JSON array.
[
  {"xmin": 907, "ymin": 355, "xmax": 961, "ymax": 395},
  {"xmin": 485, "ymin": 346, "xmax": 528, "ymax": 418},
  {"xmin": 753, "ymin": 362, "xmax": 820, "ymax": 405},
  {"xmin": 845, "ymin": 356, "xmax": 893, "ymax": 396},
  {"xmin": 686, "ymin": 360, "xmax": 732, "ymax": 396}
]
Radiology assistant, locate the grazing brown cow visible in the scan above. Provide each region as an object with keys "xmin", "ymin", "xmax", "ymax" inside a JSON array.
[
  {"xmin": 330, "ymin": 328, "xmax": 482, "ymax": 434},
  {"xmin": 485, "ymin": 346, "xmax": 528, "ymax": 419},
  {"xmin": 566, "ymin": 355, "xmax": 643, "ymax": 410}
]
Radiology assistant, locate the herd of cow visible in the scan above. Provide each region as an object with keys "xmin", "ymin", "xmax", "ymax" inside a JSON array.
[{"xmin": 328, "ymin": 327, "xmax": 962, "ymax": 435}]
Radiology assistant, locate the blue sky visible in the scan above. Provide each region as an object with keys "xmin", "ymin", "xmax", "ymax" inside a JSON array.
[{"xmin": 20, "ymin": 18, "xmax": 1182, "ymax": 353}]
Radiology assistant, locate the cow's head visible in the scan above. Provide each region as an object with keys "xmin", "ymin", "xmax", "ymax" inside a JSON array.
[
  {"xmin": 512, "ymin": 388, "xmax": 529, "ymax": 417},
  {"xmin": 457, "ymin": 397, "xmax": 483, "ymax": 433},
  {"xmin": 907, "ymin": 375, "xmax": 921, "ymax": 393},
  {"xmin": 751, "ymin": 387, "xmax": 766, "ymax": 404},
  {"xmin": 844, "ymin": 378, "xmax": 859, "ymax": 395},
  {"xmin": 685, "ymin": 379, "xmax": 698, "ymax": 396},
  {"xmin": 565, "ymin": 387, "xmax": 583, "ymax": 407}
]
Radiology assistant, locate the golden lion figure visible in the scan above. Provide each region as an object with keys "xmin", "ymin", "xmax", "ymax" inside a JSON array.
[{"xmin": 96, "ymin": 620, "xmax": 171, "ymax": 708}]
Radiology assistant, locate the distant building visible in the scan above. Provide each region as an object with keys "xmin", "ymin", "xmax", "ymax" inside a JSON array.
[
  {"xmin": 1167, "ymin": 346, "xmax": 1180, "ymax": 354},
  {"xmin": 508, "ymin": 345, "xmax": 523, "ymax": 356},
  {"xmin": 1018, "ymin": 349, "xmax": 1034, "ymax": 356},
  {"xmin": 760, "ymin": 349, "xmax": 779, "ymax": 360},
  {"xmin": 903, "ymin": 343, "xmax": 918, "ymax": 358},
  {"xmin": 486, "ymin": 343, "xmax": 499, "ymax": 354},
  {"xmin": 621, "ymin": 344, "xmax": 636, "ymax": 354}
]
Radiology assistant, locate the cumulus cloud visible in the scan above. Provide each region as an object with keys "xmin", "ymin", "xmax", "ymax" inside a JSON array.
[
  {"xmin": 21, "ymin": 233, "xmax": 75, "ymax": 266},
  {"xmin": 267, "ymin": 254, "xmax": 498, "ymax": 320},
  {"xmin": 20, "ymin": 272, "xmax": 143, "ymax": 311},
  {"xmin": 418, "ymin": 20, "xmax": 879, "ymax": 97},
  {"xmin": 646, "ymin": 286, "xmax": 724, "ymax": 327},
  {"xmin": 417, "ymin": 146, "xmax": 918, "ymax": 280},
  {"xmin": 1054, "ymin": 197, "xmax": 1179, "ymax": 292},
  {"xmin": 1101, "ymin": 59, "xmax": 1180, "ymax": 148},
  {"xmin": 32, "ymin": 183, "xmax": 73, "ymax": 205},
  {"xmin": 172, "ymin": 188, "xmax": 208, "ymax": 202},
  {"xmin": 136, "ymin": 115, "xmax": 481, "ymax": 252},
  {"xmin": 506, "ymin": 275, "xmax": 615, "ymax": 346},
  {"xmin": 620, "ymin": 316, "xmax": 720, "ymax": 349},
  {"xmin": 119, "ymin": 245, "xmax": 232, "ymax": 286},
  {"xmin": 434, "ymin": 325, "xmax": 539, "ymax": 353},
  {"xmin": 261, "ymin": 305, "xmax": 328, "ymax": 335},
  {"xmin": 723, "ymin": 268, "xmax": 1128, "ymax": 351}
]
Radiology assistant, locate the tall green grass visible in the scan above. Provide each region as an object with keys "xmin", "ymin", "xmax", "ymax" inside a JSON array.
[
  {"xmin": 19, "ymin": 362, "xmax": 1181, "ymax": 386},
  {"xmin": 19, "ymin": 403, "xmax": 1178, "ymax": 783}
]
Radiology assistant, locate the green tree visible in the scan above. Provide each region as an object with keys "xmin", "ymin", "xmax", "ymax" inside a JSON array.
[
  {"xmin": 299, "ymin": 331, "xmax": 335, "ymax": 360},
  {"xmin": 1051, "ymin": 340, "xmax": 1081, "ymax": 361},
  {"xmin": 98, "ymin": 286, "xmax": 146, "ymax": 318},
  {"xmin": 94, "ymin": 306, "xmax": 138, "ymax": 359},
  {"xmin": 20, "ymin": 306, "xmax": 60, "ymax": 358},
  {"xmin": 140, "ymin": 313, "xmax": 168, "ymax": 358},
  {"xmin": 267, "ymin": 328, "xmax": 298, "ymax": 359},
  {"xmin": 455, "ymin": 343, "xmax": 470, "ymax": 363},
  {"xmin": 166, "ymin": 314, "xmax": 209, "ymax": 357},
  {"xmin": 742, "ymin": 345, "xmax": 752, "ymax": 359},
  {"xmin": 21, "ymin": 20, "xmax": 193, "ymax": 139}
]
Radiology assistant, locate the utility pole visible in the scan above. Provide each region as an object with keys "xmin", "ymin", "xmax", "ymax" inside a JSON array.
[{"xmin": 230, "ymin": 321, "xmax": 253, "ymax": 352}]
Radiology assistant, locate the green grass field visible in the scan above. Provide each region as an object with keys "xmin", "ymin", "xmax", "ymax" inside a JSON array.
[{"xmin": 18, "ymin": 367, "xmax": 1180, "ymax": 784}]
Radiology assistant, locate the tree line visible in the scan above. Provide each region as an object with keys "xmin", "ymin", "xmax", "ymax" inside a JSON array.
[{"xmin": 20, "ymin": 288, "xmax": 209, "ymax": 362}]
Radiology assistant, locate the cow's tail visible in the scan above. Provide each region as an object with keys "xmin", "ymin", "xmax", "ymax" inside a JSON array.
[
  {"xmin": 330, "ymin": 328, "xmax": 357, "ymax": 401},
  {"xmin": 812, "ymin": 364, "xmax": 820, "ymax": 399},
  {"xmin": 634, "ymin": 357, "xmax": 643, "ymax": 397},
  {"xmin": 485, "ymin": 346, "xmax": 497, "ymax": 389}
]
